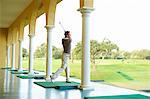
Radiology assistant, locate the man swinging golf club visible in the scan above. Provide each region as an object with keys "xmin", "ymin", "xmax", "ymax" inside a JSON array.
[{"xmin": 50, "ymin": 31, "xmax": 72, "ymax": 83}]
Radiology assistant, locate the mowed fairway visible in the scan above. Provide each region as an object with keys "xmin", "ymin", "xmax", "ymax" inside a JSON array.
[{"xmin": 22, "ymin": 59, "xmax": 150, "ymax": 90}]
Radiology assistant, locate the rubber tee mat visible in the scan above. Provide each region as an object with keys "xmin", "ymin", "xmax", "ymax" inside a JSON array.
[
  {"xmin": 84, "ymin": 94, "xmax": 150, "ymax": 99},
  {"xmin": 34, "ymin": 81, "xmax": 80, "ymax": 90}
]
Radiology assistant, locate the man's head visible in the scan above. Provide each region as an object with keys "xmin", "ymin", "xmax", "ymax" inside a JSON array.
[{"xmin": 64, "ymin": 31, "xmax": 70, "ymax": 37}]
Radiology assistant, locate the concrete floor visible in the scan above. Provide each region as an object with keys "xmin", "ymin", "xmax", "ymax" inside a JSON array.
[{"xmin": 0, "ymin": 69, "xmax": 150, "ymax": 99}]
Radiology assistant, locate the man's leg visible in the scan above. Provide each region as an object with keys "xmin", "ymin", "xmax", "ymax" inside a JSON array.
[
  {"xmin": 65, "ymin": 66, "xmax": 70, "ymax": 82},
  {"xmin": 51, "ymin": 68, "xmax": 64, "ymax": 79},
  {"xmin": 51, "ymin": 53, "xmax": 67, "ymax": 80},
  {"xmin": 64, "ymin": 54, "xmax": 70, "ymax": 82}
]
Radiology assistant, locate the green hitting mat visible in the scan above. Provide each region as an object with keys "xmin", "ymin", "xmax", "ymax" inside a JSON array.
[
  {"xmin": 1, "ymin": 67, "xmax": 11, "ymax": 69},
  {"xmin": 34, "ymin": 81, "xmax": 80, "ymax": 89},
  {"xmin": 17, "ymin": 75, "xmax": 44, "ymax": 79},
  {"xmin": 11, "ymin": 70, "xmax": 28, "ymax": 74},
  {"xmin": 141, "ymin": 90, "xmax": 150, "ymax": 93},
  {"xmin": 8, "ymin": 69, "xmax": 18, "ymax": 71},
  {"xmin": 84, "ymin": 94, "xmax": 150, "ymax": 99},
  {"xmin": 17, "ymin": 75, "xmax": 35, "ymax": 79}
]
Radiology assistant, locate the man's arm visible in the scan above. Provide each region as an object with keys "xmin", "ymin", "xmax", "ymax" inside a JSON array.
[{"xmin": 68, "ymin": 33, "xmax": 72, "ymax": 41}]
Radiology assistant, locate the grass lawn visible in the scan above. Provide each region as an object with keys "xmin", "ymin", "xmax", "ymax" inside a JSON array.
[{"xmin": 23, "ymin": 58, "xmax": 150, "ymax": 90}]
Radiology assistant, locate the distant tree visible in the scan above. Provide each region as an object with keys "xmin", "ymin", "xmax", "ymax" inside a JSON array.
[
  {"xmin": 73, "ymin": 40, "xmax": 103, "ymax": 60},
  {"xmin": 130, "ymin": 50, "xmax": 139, "ymax": 59},
  {"xmin": 73, "ymin": 40, "xmax": 115, "ymax": 69},
  {"xmin": 145, "ymin": 56, "xmax": 150, "ymax": 60},
  {"xmin": 90, "ymin": 40, "xmax": 101, "ymax": 65},
  {"xmin": 52, "ymin": 46, "xmax": 62, "ymax": 59},
  {"xmin": 100, "ymin": 38, "xmax": 119, "ymax": 59},
  {"xmin": 130, "ymin": 49, "xmax": 150, "ymax": 59},
  {"xmin": 34, "ymin": 43, "xmax": 46, "ymax": 58},
  {"xmin": 112, "ymin": 50, "xmax": 130, "ymax": 59},
  {"xmin": 34, "ymin": 43, "xmax": 62, "ymax": 59},
  {"xmin": 73, "ymin": 42, "xmax": 82, "ymax": 59},
  {"xmin": 73, "ymin": 39, "xmax": 119, "ymax": 69},
  {"xmin": 71, "ymin": 51, "xmax": 74, "ymax": 63},
  {"xmin": 111, "ymin": 50, "xmax": 120, "ymax": 59},
  {"xmin": 139, "ymin": 49, "xmax": 150, "ymax": 59},
  {"xmin": 22, "ymin": 48, "xmax": 28, "ymax": 58},
  {"xmin": 123, "ymin": 51, "xmax": 131, "ymax": 59}
]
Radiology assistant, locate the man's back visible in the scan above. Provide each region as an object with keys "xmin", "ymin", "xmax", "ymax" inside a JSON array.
[{"xmin": 62, "ymin": 38, "xmax": 71, "ymax": 54}]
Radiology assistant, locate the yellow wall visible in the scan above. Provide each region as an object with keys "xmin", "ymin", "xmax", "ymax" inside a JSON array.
[
  {"xmin": 0, "ymin": 28, "xmax": 7, "ymax": 67},
  {"xmin": 0, "ymin": 29, "xmax": 19, "ymax": 68}
]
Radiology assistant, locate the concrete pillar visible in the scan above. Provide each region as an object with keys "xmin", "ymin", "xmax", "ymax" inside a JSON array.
[
  {"xmin": 6, "ymin": 45, "xmax": 10, "ymax": 68},
  {"xmin": 78, "ymin": 7, "xmax": 94, "ymax": 90},
  {"xmin": 45, "ymin": 25, "xmax": 54, "ymax": 80},
  {"xmin": 11, "ymin": 43, "xmax": 15, "ymax": 70},
  {"xmin": 18, "ymin": 40, "xmax": 23, "ymax": 72},
  {"xmin": 28, "ymin": 34, "xmax": 34, "ymax": 75}
]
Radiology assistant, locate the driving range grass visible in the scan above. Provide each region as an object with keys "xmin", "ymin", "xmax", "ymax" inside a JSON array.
[{"xmin": 22, "ymin": 58, "xmax": 150, "ymax": 90}]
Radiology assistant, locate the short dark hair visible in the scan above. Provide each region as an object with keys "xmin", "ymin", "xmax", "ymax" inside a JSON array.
[{"xmin": 64, "ymin": 31, "xmax": 70, "ymax": 36}]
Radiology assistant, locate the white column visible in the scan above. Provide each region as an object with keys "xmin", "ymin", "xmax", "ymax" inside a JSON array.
[
  {"xmin": 6, "ymin": 45, "xmax": 10, "ymax": 68},
  {"xmin": 78, "ymin": 7, "xmax": 94, "ymax": 90},
  {"xmin": 18, "ymin": 40, "xmax": 23, "ymax": 72},
  {"xmin": 28, "ymin": 34, "xmax": 34, "ymax": 75},
  {"xmin": 45, "ymin": 25, "xmax": 54, "ymax": 80},
  {"xmin": 11, "ymin": 43, "xmax": 15, "ymax": 70}
]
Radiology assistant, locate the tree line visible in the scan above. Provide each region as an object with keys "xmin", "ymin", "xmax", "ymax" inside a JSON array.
[{"xmin": 23, "ymin": 39, "xmax": 150, "ymax": 61}]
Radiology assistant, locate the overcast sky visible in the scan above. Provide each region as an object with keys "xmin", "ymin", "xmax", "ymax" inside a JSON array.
[{"xmin": 23, "ymin": 0, "xmax": 150, "ymax": 52}]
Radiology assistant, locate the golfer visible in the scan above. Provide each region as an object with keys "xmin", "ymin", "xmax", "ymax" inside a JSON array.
[{"xmin": 50, "ymin": 31, "xmax": 72, "ymax": 82}]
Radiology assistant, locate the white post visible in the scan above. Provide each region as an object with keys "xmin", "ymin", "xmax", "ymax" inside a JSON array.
[
  {"xmin": 11, "ymin": 43, "xmax": 15, "ymax": 70},
  {"xmin": 78, "ymin": 7, "xmax": 94, "ymax": 90},
  {"xmin": 6, "ymin": 45, "xmax": 10, "ymax": 68},
  {"xmin": 28, "ymin": 34, "xmax": 34, "ymax": 76},
  {"xmin": 45, "ymin": 25, "xmax": 54, "ymax": 80},
  {"xmin": 18, "ymin": 40, "xmax": 23, "ymax": 72}
]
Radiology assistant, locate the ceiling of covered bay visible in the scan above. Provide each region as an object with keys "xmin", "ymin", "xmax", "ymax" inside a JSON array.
[{"xmin": 0, "ymin": 0, "xmax": 33, "ymax": 28}]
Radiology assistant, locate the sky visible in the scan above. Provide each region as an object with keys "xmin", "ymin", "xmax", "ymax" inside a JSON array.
[{"xmin": 23, "ymin": 0, "xmax": 150, "ymax": 52}]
